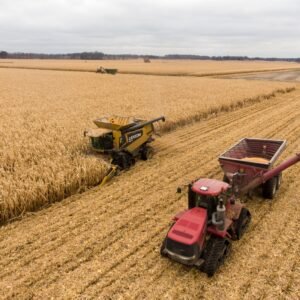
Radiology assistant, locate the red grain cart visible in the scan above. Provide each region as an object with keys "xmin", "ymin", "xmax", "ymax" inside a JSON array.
[
  {"xmin": 219, "ymin": 138, "xmax": 287, "ymax": 198},
  {"xmin": 161, "ymin": 138, "xmax": 299, "ymax": 276}
]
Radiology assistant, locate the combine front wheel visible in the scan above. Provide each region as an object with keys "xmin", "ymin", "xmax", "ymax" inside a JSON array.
[{"xmin": 112, "ymin": 152, "xmax": 134, "ymax": 170}]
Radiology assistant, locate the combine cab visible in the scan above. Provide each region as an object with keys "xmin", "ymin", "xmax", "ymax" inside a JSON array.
[{"xmin": 161, "ymin": 138, "xmax": 300, "ymax": 276}]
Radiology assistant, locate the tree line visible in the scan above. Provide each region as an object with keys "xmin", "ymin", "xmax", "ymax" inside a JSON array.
[{"xmin": 0, "ymin": 50, "xmax": 299, "ymax": 62}]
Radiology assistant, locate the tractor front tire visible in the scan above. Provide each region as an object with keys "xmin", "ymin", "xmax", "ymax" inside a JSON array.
[
  {"xmin": 235, "ymin": 208, "xmax": 251, "ymax": 240},
  {"xmin": 201, "ymin": 237, "xmax": 232, "ymax": 277},
  {"xmin": 160, "ymin": 238, "xmax": 167, "ymax": 257},
  {"xmin": 262, "ymin": 177, "xmax": 277, "ymax": 199}
]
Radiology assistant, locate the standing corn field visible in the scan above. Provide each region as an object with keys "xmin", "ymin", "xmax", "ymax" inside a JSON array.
[{"xmin": 0, "ymin": 67, "xmax": 295, "ymax": 223}]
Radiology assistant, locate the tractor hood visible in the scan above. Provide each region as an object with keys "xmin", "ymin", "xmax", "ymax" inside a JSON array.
[{"xmin": 168, "ymin": 207, "xmax": 207, "ymax": 245}]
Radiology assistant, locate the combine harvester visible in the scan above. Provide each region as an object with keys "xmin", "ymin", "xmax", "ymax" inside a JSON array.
[
  {"xmin": 161, "ymin": 138, "xmax": 299, "ymax": 276},
  {"xmin": 96, "ymin": 66, "xmax": 118, "ymax": 74},
  {"xmin": 85, "ymin": 115, "xmax": 165, "ymax": 185}
]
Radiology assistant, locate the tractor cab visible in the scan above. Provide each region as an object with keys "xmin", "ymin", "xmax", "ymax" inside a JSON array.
[
  {"xmin": 161, "ymin": 179, "xmax": 230, "ymax": 267},
  {"xmin": 189, "ymin": 179, "xmax": 229, "ymax": 220}
]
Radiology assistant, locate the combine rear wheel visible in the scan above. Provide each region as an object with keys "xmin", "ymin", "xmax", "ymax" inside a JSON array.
[
  {"xmin": 201, "ymin": 237, "xmax": 231, "ymax": 277},
  {"xmin": 262, "ymin": 177, "xmax": 277, "ymax": 199},
  {"xmin": 141, "ymin": 146, "xmax": 154, "ymax": 160},
  {"xmin": 234, "ymin": 208, "xmax": 251, "ymax": 240}
]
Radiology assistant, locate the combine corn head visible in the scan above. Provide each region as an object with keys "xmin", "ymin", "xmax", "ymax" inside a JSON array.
[{"xmin": 84, "ymin": 115, "xmax": 165, "ymax": 185}]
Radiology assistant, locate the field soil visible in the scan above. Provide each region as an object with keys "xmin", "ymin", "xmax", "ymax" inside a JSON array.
[
  {"xmin": 0, "ymin": 68, "xmax": 294, "ymax": 223},
  {"xmin": 227, "ymin": 70, "xmax": 300, "ymax": 82},
  {"xmin": 0, "ymin": 88, "xmax": 299, "ymax": 299},
  {"xmin": 0, "ymin": 59, "xmax": 299, "ymax": 76}
]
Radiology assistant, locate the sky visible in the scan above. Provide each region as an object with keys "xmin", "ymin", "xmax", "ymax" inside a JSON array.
[{"xmin": 0, "ymin": 0, "xmax": 299, "ymax": 57}]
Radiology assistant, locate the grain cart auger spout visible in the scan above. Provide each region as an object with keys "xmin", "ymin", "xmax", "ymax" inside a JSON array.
[
  {"xmin": 161, "ymin": 138, "xmax": 300, "ymax": 277},
  {"xmin": 84, "ymin": 115, "xmax": 165, "ymax": 186}
]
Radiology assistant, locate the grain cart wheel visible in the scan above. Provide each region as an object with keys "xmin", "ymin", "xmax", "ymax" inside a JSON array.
[
  {"xmin": 276, "ymin": 173, "xmax": 282, "ymax": 190},
  {"xmin": 141, "ymin": 146, "xmax": 154, "ymax": 160},
  {"xmin": 201, "ymin": 237, "xmax": 231, "ymax": 277},
  {"xmin": 262, "ymin": 177, "xmax": 277, "ymax": 199},
  {"xmin": 222, "ymin": 175, "xmax": 230, "ymax": 184},
  {"xmin": 235, "ymin": 208, "xmax": 251, "ymax": 240}
]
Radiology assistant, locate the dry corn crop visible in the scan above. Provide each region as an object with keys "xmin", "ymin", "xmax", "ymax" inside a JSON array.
[
  {"xmin": 0, "ymin": 67, "xmax": 295, "ymax": 223},
  {"xmin": 1, "ymin": 58, "xmax": 300, "ymax": 76}
]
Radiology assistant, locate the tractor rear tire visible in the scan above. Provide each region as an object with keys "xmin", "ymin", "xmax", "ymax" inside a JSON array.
[
  {"xmin": 234, "ymin": 208, "xmax": 251, "ymax": 240},
  {"xmin": 201, "ymin": 236, "xmax": 231, "ymax": 277},
  {"xmin": 262, "ymin": 177, "xmax": 277, "ymax": 199}
]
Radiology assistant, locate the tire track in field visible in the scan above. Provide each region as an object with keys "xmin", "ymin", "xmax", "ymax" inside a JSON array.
[
  {"xmin": 0, "ymin": 116, "xmax": 298, "ymax": 294},
  {"xmin": 0, "ymin": 92, "xmax": 294, "ymax": 266},
  {"xmin": 203, "ymin": 168, "xmax": 300, "ymax": 300},
  {"xmin": 0, "ymin": 90, "xmax": 299, "ymax": 299},
  {"xmin": 45, "ymin": 94, "xmax": 300, "ymax": 298},
  {"xmin": 88, "ymin": 102, "xmax": 300, "ymax": 298},
  {"xmin": 148, "ymin": 143, "xmax": 300, "ymax": 299},
  {"xmin": 133, "ymin": 167, "xmax": 299, "ymax": 300},
  {"xmin": 0, "ymin": 99, "xmax": 298, "ymax": 294},
  {"xmin": 82, "ymin": 96, "xmax": 300, "ymax": 298},
  {"xmin": 86, "ymin": 116, "xmax": 300, "ymax": 294}
]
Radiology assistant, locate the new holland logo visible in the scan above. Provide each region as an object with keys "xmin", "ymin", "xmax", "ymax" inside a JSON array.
[{"xmin": 128, "ymin": 131, "xmax": 142, "ymax": 143}]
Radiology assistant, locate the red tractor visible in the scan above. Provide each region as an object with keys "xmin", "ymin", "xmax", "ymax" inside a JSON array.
[{"xmin": 161, "ymin": 138, "xmax": 300, "ymax": 276}]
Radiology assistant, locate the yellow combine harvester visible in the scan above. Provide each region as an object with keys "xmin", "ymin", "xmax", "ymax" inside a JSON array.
[{"xmin": 84, "ymin": 115, "xmax": 165, "ymax": 185}]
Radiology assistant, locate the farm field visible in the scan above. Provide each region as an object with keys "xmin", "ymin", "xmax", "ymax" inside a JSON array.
[
  {"xmin": 0, "ymin": 68, "xmax": 295, "ymax": 223},
  {"xmin": 227, "ymin": 70, "xmax": 300, "ymax": 82},
  {"xmin": 0, "ymin": 88, "xmax": 299, "ymax": 299},
  {"xmin": 0, "ymin": 59, "xmax": 300, "ymax": 76}
]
